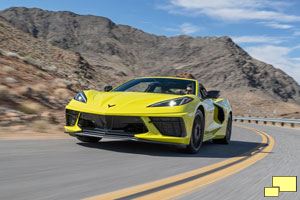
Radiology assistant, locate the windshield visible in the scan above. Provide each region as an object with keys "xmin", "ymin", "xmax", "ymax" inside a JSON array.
[{"xmin": 113, "ymin": 78, "xmax": 196, "ymax": 95}]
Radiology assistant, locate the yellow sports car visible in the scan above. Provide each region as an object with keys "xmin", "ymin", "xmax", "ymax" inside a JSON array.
[{"xmin": 65, "ymin": 77, "xmax": 232, "ymax": 153}]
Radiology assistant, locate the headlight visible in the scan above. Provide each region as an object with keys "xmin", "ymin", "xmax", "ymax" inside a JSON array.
[
  {"xmin": 148, "ymin": 97, "xmax": 193, "ymax": 107},
  {"xmin": 74, "ymin": 91, "xmax": 87, "ymax": 103}
]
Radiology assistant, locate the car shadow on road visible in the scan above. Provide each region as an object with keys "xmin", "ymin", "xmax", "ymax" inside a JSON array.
[{"xmin": 77, "ymin": 139, "xmax": 268, "ymax": 158}]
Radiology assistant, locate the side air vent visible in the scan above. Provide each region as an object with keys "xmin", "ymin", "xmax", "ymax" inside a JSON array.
[
  {"xmin": 214, "ymin": 105, "xmax": 225, "ymax": 123},
  {"xmin": 66, "ymin": 109, "xmax": 79, "ymax": 126}
]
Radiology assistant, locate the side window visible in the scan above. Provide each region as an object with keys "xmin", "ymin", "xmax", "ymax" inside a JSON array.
[{"xmin": 153, "ymin": 86, "xmax": 162, "ymax": 93}]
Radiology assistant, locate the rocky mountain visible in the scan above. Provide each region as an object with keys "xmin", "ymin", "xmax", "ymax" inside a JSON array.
[{"xmin": 1, "ymin": 7, "xmax": 300, "ymax": 119}]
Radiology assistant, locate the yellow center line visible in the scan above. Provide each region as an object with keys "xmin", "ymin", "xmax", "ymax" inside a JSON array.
[{"xmin": 84, "ymin": 124, "xmax": 275, "ymax": 200}]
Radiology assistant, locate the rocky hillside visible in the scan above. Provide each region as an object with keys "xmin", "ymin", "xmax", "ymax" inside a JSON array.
[
  {"xmin": 0, "ymin": 7, "xmax": 300, "ymax": 119},
  {"xmin": 0, "ymin": 16, "xmax": 100, "ymax": 126}
]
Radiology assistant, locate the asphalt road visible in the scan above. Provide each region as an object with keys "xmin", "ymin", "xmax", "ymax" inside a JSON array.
[{"xmin": 0, "ymin": 123, "xmax": 299, "ymax": 200}]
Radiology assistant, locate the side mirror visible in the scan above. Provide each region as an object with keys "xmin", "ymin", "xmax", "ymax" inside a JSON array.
[
  {"xmin": 104, "ymin": 85, "xmax": 113, "ymax": 92},
  {"xmin": 207, "ymin": 90, "xmax": 220, "ymax": 99}
]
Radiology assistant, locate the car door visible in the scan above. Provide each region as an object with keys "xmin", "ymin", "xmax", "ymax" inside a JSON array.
[{"xmin": 198, "ymin": 84, "xmax": 215, "ymax": 134}]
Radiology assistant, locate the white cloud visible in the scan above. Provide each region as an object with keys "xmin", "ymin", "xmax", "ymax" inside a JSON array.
[
  {"xmin": 292, "ymin": 58, "xmax": 300, "ymax": 62},
  {"xmin": 293, "ymin": 31, "xmax": 300, "ymax": 36},
  {"xmin": 232, "ymin": 36, "xmax": 284, "ymax": 44},
  {"xmin": 164, "ymin": 22, "xmax": 200, "ymax": 34},
  {"xmin": 169, "ymin": 0, "xmax": 288, "ymax": 10},
  {"xmin": 162, "ymin": 0, "xmax": 300, "ymax": 23},
  {"xmin": 246, "ymin": 45, "xmax": 300, "ymax": 83},
  {"xmin": 261, "ymin": 22, "xmax": 294, "ymax": 29},
  {"xmin": 180, "ymin": 23, "xmax": 199, "ymax": 34}
]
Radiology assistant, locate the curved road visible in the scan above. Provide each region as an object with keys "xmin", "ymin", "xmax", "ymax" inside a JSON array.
[{"xmin": 0, "ymin": 123, "xmax": 299, "ymax": 200}]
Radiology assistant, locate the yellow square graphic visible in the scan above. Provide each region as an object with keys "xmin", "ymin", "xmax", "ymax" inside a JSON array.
[
  {"xmin": 264, "ymin": 187, "xmax": 279, "ymax": 197},
  {"xmin": 272, "ymin": 176, "xmax": 297, "ymax": 192}
]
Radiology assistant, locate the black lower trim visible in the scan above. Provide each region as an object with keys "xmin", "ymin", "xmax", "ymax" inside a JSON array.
[
  {"xmin": 66, "ymin": 131, "xmax": 187, "ymax": 146},
  {"xmin": 78, "ymin": 113, "xmax": 148, "ymax": 135},
  {"xmin": 149, "ymin": 117, "xmax": 186, "ymax": 137},
  {"xmin": 68, "ymin": 131, "xmax": 134, "ymax": 140},
  {"xmin": 83, "ymin": 128, "xmax": 135, "ymax": 137}
]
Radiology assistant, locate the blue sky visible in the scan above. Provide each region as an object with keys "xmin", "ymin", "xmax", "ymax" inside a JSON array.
[{"xmin": 1, "ymin": 0, "xmax": 300, "ymax": 83}]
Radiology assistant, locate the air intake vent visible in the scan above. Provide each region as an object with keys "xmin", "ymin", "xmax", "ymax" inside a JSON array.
[
  {"xmin": 65, "ymin": 109, "xmax": 79, "ymax": 126},
  {"xmin": 77, "ymin": 113, "xmax": 148, "ymax": 135},
  {"xmin": 150, "ymin": 117, "xmax": 186, "ymax": 137}
]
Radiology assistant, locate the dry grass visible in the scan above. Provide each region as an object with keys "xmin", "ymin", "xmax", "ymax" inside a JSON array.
[
  {"xmin": 2, "ymin": 51, "xmax": 22, "ymax": 60},
  {"xmin": 31, "ymin": 120, "xmax": 50, "ymax": 133},
  {"xmin": 18, "ymin": 101, "xmax": 42, "ymax": 114},
  {"xmin": 0, "ymin": 85, "xmax": 9, "ymax": 95},
  {"xmin": 54, "ymin": 88, "xmax": 71, "ymax": 99},
  {"xmin": 32, "ymin": 83, "xmax": 47, "ymax": 93},
  {"xmin": 2, "ymin": 65, "xmax": 15, "ymax": 73},
  {"xmin": 43, "ymin": 65, "xmax": 57, "ymax": 72},
  {"xmin": 21, "ymin": 57, "xmax": 44, "ymax": 69},
  {"xmin": 14, "ymin": 86, "xmax": 30, "ymax": 96},
  {"xmin": 55, "ymin": 82, "xmax": 68, "ymax": 88}
]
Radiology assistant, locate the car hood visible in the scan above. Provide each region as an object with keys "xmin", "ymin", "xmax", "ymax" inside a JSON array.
[{"xmin": 67, "ymin": 90, "xmax": 190, "ymax": 115}]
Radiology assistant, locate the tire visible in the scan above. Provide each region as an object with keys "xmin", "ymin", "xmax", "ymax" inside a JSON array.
[
  {"xmin": 185, "ymin": 110, "xmax": 204, "ymax": 154},
  {"xmin": 76, "ymin": 136, "xmax": 101, "ymax": 143},
  {"xmin": 213, "ymin": 114, "xmax": 232, "ymax": 144}
]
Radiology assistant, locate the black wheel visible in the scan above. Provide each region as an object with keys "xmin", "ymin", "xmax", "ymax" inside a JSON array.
[
  {"xmin": 185, "ymin": 110, "xmax": 204, "ymax": 154},
  {"xmin": 76, "ymin": 136, "xmax": 101, "ymax": 143},
  {"xmin": 213, "ymin": 114, "xmax": 232, "ymax": 144}
]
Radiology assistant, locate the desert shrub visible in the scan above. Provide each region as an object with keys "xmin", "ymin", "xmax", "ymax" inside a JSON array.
[
  {"xmin": 31, "ymin": 120, "xmax": 49, "ymax": 132},
  {"xmin": 21, "ymin": 56, "xmax": 44, "ymax": 69},
  {"xmin": 32, "ymin": 84, "xmax": 47, "ymax": 93},
  {"xmin": 44, "ymin": 65, "xmax": 57, "ymax": 72},
  {"xmin": 18, "ymin": 101, "xmax": 42, "ymax": 114},
  {"xmin": 0, "ymin": 49, "xmax": 22, "ymax": 60},
  {"xmin": 0, "ymin": 49, "xmax": 5, "ymax": 55},
  {"xmin": 54, "ymin": 88, "xmax": 71, "ymax": 99},
  {"xmin": 55, "ymin": 78, "xmax": 74, "ymax": 87},
  {"xmin": 15, "ymin": 86, "xmax": 31, "ymax": 96},
  {"xmin": 37, "ymin": 71, "xmax": 44, "ymax": 78},
  {"xmin": 5, "ymin": 51, "xmax": 22, "ymax": 60},
  {"xmin": 0, "ymin": 85, "xmax": 9, "ymax": 95},
  {"xmin": 2, "ymin": 65, "xmax": 15, "ymax": 73}
]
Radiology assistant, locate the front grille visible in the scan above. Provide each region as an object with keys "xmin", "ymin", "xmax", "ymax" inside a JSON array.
[
  {"xmin": 150, "ymin": 117, "xmax": 186, "ymax": 137},
  {"xmin": 66, "ymin": 109, "xmax": 79, "ymax": 126},
  {"xmin": 78, "ymin": 112, "xmax": 148, "ymax": 135}
]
